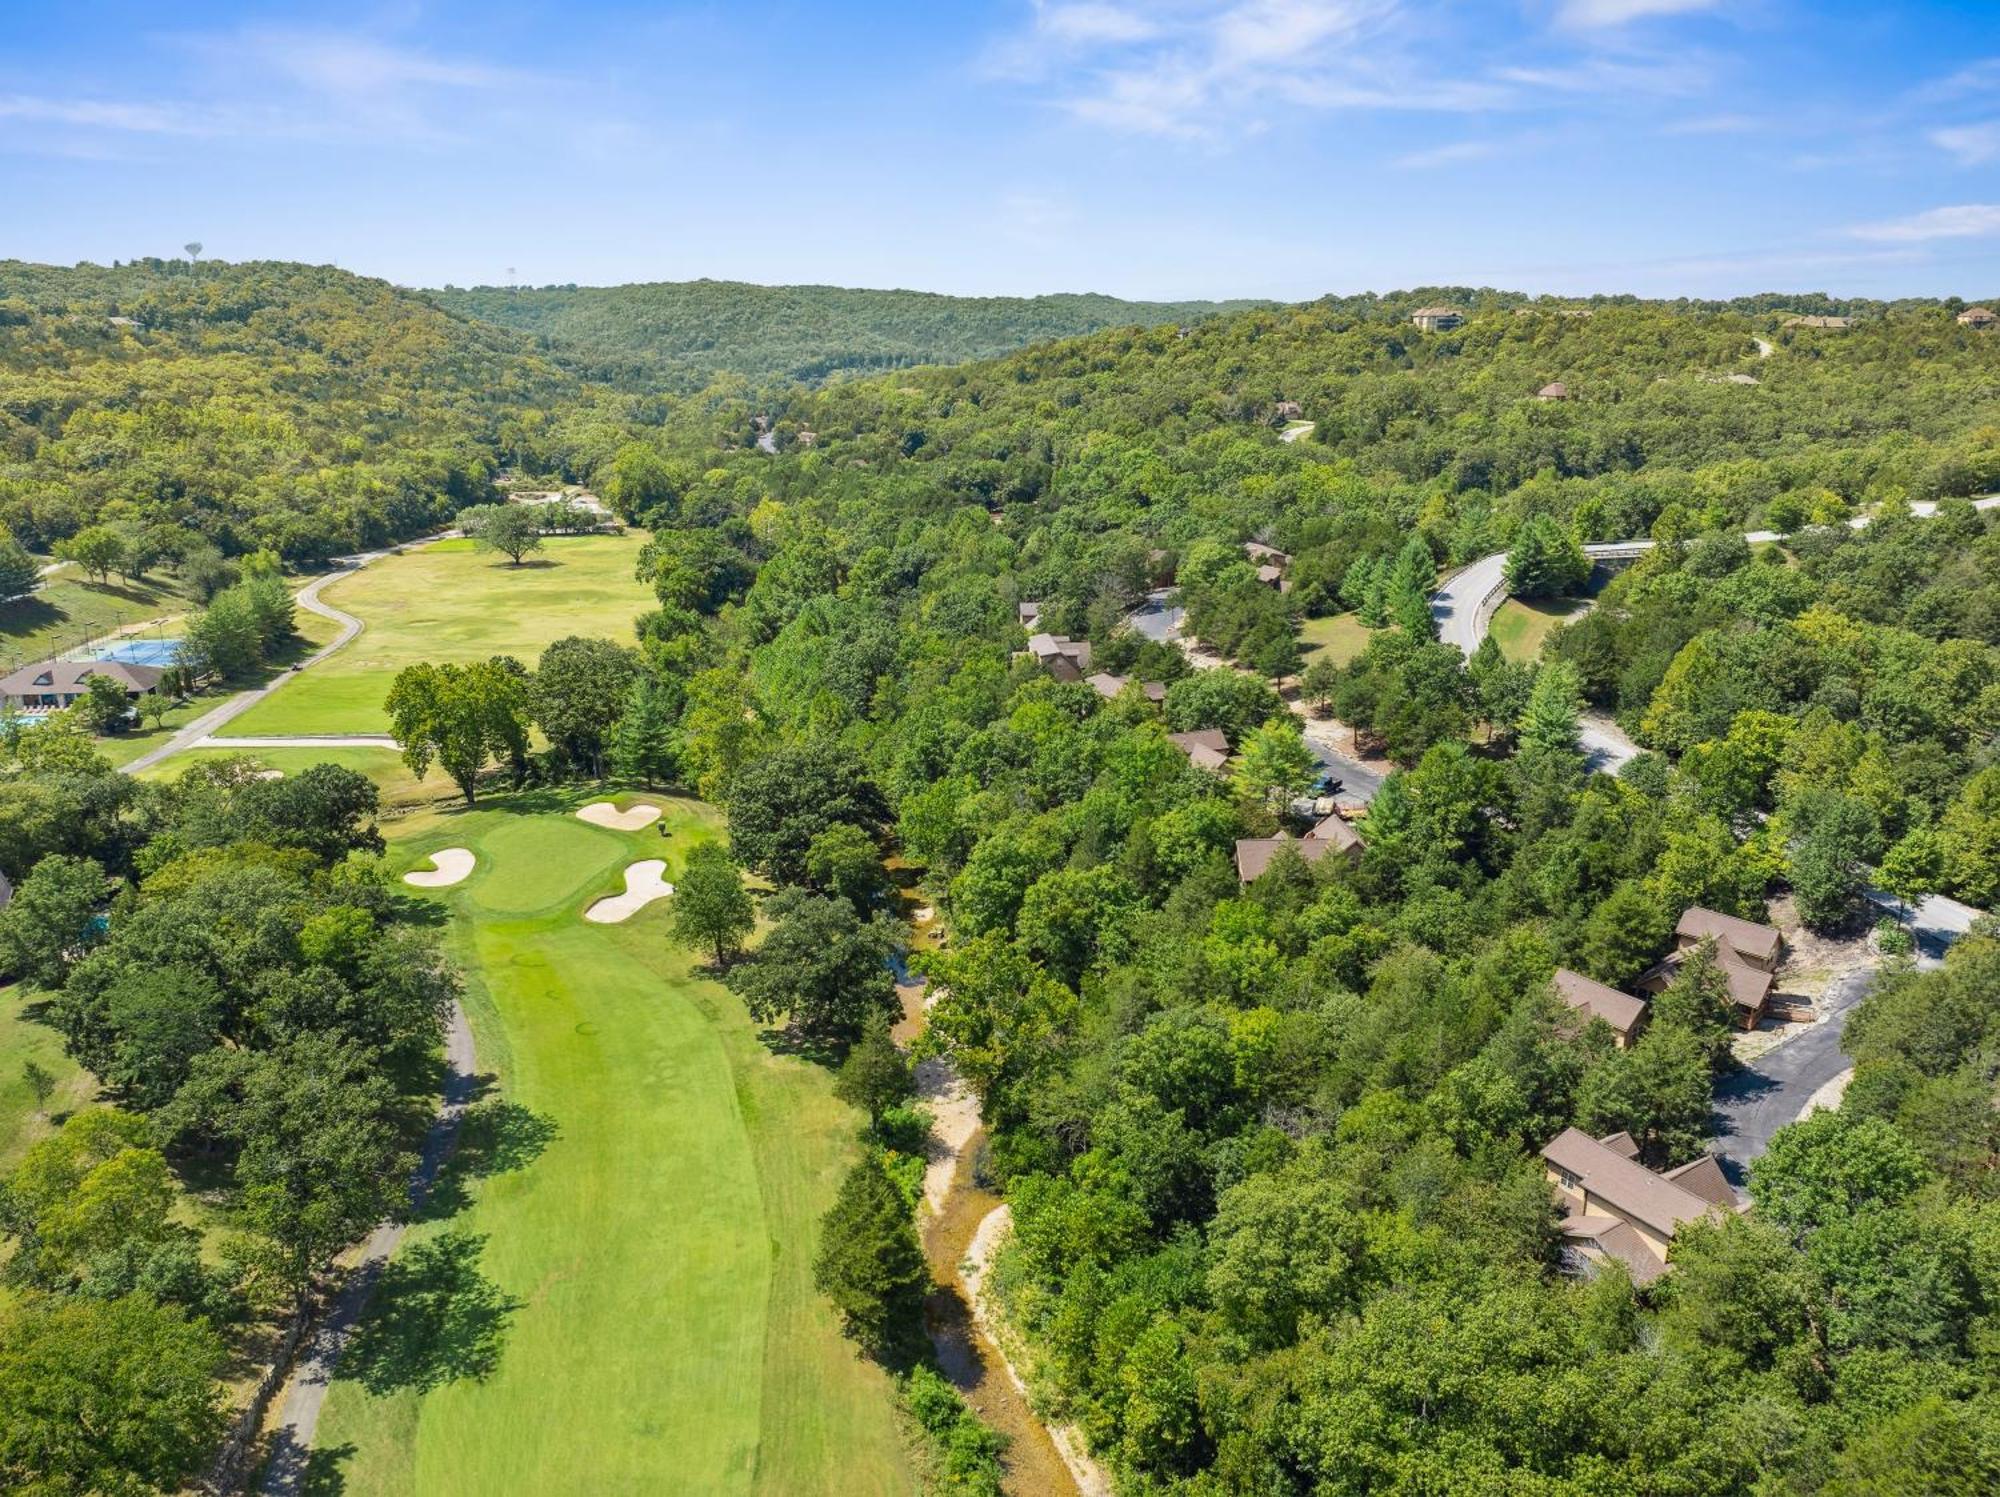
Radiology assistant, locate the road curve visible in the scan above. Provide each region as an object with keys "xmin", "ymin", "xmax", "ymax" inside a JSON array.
[
  {"xmin": 1432, "ymin": 496, "xmax": 2000, "ymax": 660},
  {"xmin": 119, "ymin": 533, "xmax": 450, "ymax": 777}
]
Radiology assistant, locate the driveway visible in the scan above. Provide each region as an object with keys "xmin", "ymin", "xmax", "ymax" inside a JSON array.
[
  {"xmin": 1124, "ymin": 588, "xmax": 1183, "ymax": 644},
  {"xmin": 1711, "ymin": 966, "xmax": 1876, "ymax": 1186}
]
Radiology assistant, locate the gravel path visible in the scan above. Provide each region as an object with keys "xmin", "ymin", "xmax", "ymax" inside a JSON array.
[{"xmin": 256, "ymin": 998, "xmax": 478, "ymax": 1494}]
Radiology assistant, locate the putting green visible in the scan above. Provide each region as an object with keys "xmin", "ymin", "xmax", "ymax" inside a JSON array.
[
  {"xmin": 227, "ymin": 532, "xmax": 655, "ymax": 737},
  {"xmin": 309, "ymin": 792, "xmax": 911, "ymax": 1495}
]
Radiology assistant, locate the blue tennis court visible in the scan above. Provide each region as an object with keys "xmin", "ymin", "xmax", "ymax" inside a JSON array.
[{"xmin": 85, "ymin": 639, "xmax": 185, "ymax": 666}]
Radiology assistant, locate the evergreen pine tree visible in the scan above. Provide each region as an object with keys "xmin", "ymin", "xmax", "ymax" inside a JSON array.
[
  {"xmin": 812, "ymin": 1152, "xmax": 928, "ymax": 1357},
  {"xmin": 610, "ymin": 677, "xmax": 677, "ymax": 786}
]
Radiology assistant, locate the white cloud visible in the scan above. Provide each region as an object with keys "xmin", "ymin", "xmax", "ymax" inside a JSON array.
[
  {"xmin": 1393, "ymin": 137, "xmax": 1504, "ymax": 168},
  {"xmin": 1556, "ymin": 0, "xmax": 1726, "ymax": 28},
  {"xmin": 1848, "ymin": 204, "xmax": 2000, "ymax": 243},
  {"xmin": 0, "ymin": 95, "xmax": 207, "ymax": 134},
  {"xmin": 1039, "ymin": 4, "xmax": 1163, "ymax": 45},
  {"xmin": 1931, "ymin": 122, "xmax": 2000, "ymax": 166}
]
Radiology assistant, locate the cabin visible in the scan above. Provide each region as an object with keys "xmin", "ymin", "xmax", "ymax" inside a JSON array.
[
  {"xmin": 1781, "ymin": 314, "xmax": 1853, "ymax": 330},
  {"xmin": 1168, "ymin": 728, "xmax": 1230, "ymax": 773},
  {"xmin": 0, "ymin": 658, "xmax": 163, "ymax": 714},
  {"xmin": 1234, "ymin": 815, "xmax": 1364, "ymax": 883},
  {"xmin": 1635, "ymin": 908, "xmax": 1782, "ymax": 1029},
  {"xmin": 1274, "ymin": 400, "xmax": 1303, "ymax": 419},
  {"xmin": 1541, "ymin": 1128, "xmax": 1738, "ymax": 1285},
  {"xmin": 1025, "ymin": 633, "xmax": 1093, "ymax": 683},
  {"xmin": 1535, "ymin": 381, "xmax": 1570, "ymax": 401},
  {"xmin": 793, "ymin": 430, "xmax": 819, "ymax": 448},
  {"xmin": 1018, "ymin": 600, "xmax": 1043, "ymax": 628},
  {"xmin": 1410, "ymin": 306, "xmax": 1465, "ymax": 333},
  {"xmin": 1553, "ymin": 968, "xmax": 1648, "ymax": 1049},
  {"xmin": 1958, "ymin": 306, "xmax": 1997, "ymax": 327}
]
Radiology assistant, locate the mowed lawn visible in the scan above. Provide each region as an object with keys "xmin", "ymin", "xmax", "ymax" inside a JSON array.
[
  {"xmin": 1298, "ymin": 611, "xmax": 1375, "ymax": 668},
  {"xmin": 227, "ymin": 533, "xmax": 654, "ymax": 736},
  {"xmin": 1490, "ymin": 596, "xmax": 1590, "ymax": 664},
  {"xmin": 309, "ymin": 791, "xmax": 912, "ymax": 1496},
  {"xmin": 135, "ymin": 745, "xmax": 444, "ymax": 812}
]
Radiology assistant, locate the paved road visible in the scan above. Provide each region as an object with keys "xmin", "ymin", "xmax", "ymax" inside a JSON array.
[
  {"xmin": 119, "ymin": 533, "xmax": 448, "ymax": 777},
  {"xmin": 1711, "ymin": 967, "xmax": 1876, "ymax": 1186},
  {"xmin": 256, "ymin": 999, "xmax": 478, "ymax": 1495},
  {"xmin": 1279, "ymin": 421, "xmax": 1316, "ymax": 444},
  {"xmin": 1432, "ymin": 496, "xmax": 2000, "ymax": 659}
]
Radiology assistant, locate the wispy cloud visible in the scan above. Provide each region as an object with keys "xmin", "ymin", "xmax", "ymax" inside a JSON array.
[
  {"xmin": 1849, "ymin": 204, "xmax": 2000, "ymax": 243},
  {"xmin": 1393, "ymin": 137, "xmax": 1505, "ymax": 169},
  {"xmin": 1931, "ymin": 122, "xmax": 2000, "ymax": 166},
  {"xmin": 1662, "ymin": 111, "xmax": 1757, "ymax": 134},
  {"xmin": 1555, "ymin": 0, "xmax": 1727, "ymax": 28},
  {"xmin": 0, "ymin": 27, "xmax": 553, "ymax": 155}
]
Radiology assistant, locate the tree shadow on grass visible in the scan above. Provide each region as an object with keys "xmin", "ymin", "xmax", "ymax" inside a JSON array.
[
  {"xmin": 417, "ymin": 1096, "xmax": 559, "ymax": 1222},
  {"xmin": 755, "ymin": 1023, "xmax": 847, "ymax": 1068},
  {"xmin": 339, "ymin": 1231, "xmax": 521, "ymax": 1396},
  {"xmin": 262, "ymin": 1435, "xmax": 355, "ymax": 1496}
]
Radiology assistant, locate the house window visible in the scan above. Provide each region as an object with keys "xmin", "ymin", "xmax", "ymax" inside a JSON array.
[{"xmin": 1555, "ymin": 1168, "xmax": 1580, "ymax": 1190}]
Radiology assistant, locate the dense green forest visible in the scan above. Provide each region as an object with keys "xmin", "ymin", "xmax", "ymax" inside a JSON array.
[
  {"xmin": 5, "ymin": 277, "xmax": 2000, "ymax": 1494},
  {"xmin": 586, "ymin": 294, "xmax": 2000, "ymax": 1493},
  {"xmin": 429, "ymin": 278, "xmax": 1264, "ymax": 389},
  {"xmin": 0, "ymin": 259, "xmax": 634, "ymax": 563}
]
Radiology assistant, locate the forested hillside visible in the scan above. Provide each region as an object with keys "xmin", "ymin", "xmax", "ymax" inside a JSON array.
[
  {"xmin": 584, "ymin": 294, "xmax": 2000, "ymax": 1493},
  {"xmin": 0, "ymin": 259, "xmax": 629, "ymax": 563},
  {"xmin": 429, "ymin": 278, "xmax": 1263, "ymax": 388}
]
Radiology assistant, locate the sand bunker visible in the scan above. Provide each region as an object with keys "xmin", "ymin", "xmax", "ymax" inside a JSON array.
[
  {"xmin": 576, "ymin": 801, "xmax": 662, "ymax": 832},
  {"xmin": 404, "ymin": 848, "xmax": 475, "ymax": 888},
  {"xmin": 253, "ymin": 768, "xmax": 285, "ymax": 781},
  {"xmin": 584, "ymin": 860, "xmax": 674, "ymax": 923}
]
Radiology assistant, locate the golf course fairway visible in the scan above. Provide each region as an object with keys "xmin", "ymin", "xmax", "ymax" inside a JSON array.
[{"xmin": 307, "ymin": 792, "xmax": 912, "ymax": 1495}]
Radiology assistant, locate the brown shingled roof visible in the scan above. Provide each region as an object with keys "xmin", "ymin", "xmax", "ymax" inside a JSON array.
[
  {"xmin": 1234, "ymin": 834, "xmax": 1348, "ymax": 883},
  {"xmin": 1553, "ymin": 968, "xmax": 1648, "ymax": 1039},
  {"xmin": 1540, "ymin": 1128, "xmax": 1728, "ymax": 1241},
  {"xmin": 1676, "ymin": 907, "xmax": 1780, "ymax": 964}
]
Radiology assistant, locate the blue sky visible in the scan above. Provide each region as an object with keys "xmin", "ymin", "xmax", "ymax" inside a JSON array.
[{"xmin": 3, "ymin": 1, "xmax": 1998, "ymax": 300}]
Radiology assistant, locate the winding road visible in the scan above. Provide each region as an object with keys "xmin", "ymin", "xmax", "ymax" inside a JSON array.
[{"xmin": 117, "ymin": 535, "xmax": 444, "ymax": 777}]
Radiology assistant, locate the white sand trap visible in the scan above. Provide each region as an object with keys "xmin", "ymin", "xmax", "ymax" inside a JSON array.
[
  {"xmin": 253, "ymin": 768, "xmax": 285, "ymax": 781},
  {"xmin": 576, "ymin": 801, "xmax": 662, "ymax": 831},
  {"xmin": 584, "ymin": 860, "xmax": 674, "ymax": 923},
  {"xmin": 404, "ymin": 848, "xmax": 475, "ymax": 888}
]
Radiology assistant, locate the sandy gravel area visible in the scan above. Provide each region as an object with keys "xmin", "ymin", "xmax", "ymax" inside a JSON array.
[
  {"xmin": 403, "ymin": 848, "xmax": 475, "ymax": 888},
  {"xmin": 576, "ymin": 801, "xmax": 662, "ymax": 831},
  {"xmin": 584, "ymin": 860, "xmax": 673, "ymax": 922}
]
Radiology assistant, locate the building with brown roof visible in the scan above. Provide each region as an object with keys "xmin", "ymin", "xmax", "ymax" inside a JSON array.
[
  {"xmin": 1541, "ymin": 1128, "xmax": 1737, "ymax": 1284},
  {"xmin": 1026, "ymin": 633, "xmax": 1093, "ymax": 683},
  {"xmin": 1018, "ymin": 600, "xmax": 1042, "ymax": 628},
  {"xmin": 1243, "ymin": 541, "xmax": 1290, "ymax": 566},
  {"xmin": 1274, "ymin": 400, "xmax": 1303, "ymax": 419},
  {"xmin": 0, "ymin": 658, "xmax": 164, "ymax": 713},
  {"xmin": 1553, "ymin": 968, "xmax": 1648, "ymax": 1049},
  {"xmin": 1673, "ymin": 907, "xmax": 1781, "ymax": 972},
  {"xmin": 793, "ymin": 430, "xmax": 819, "ymax": 448},
  {"xmin": 1168, "ymin": 728, "xmax": 1230, "ymax": 773},
  {"xmin": 1957, "ymin": 306, "xmax": 1996, "ymax": 327},
  {"xmin": 1536, "ymin": 381, "xmax": 1570, "ymax": 401},
  {"xmin": 1781, "ymin": 314, "xmax": 1853, "ymax": 329},
  {"xmin": 1234, "ymin": 816, "xmax": 1363, "ymax": 882},
  {"xmin": 1633, "ymin": 910, "xmax": 1782, "ymax": 1030},
  {"xmin": 1410, "ymin": 306, "xmax": 1464, "ymax": 332}
]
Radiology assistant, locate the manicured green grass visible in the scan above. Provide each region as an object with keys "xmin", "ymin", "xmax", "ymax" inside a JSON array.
[
  {"xmin": 308, "ymin": 790, "xmax": 913, "ymax": 1496},
  {"xmin": 135, "ymin": 745, "xmax": 444, "ymax": 811},
  {"xmin": 227, "ymin": 534, "xmax": 654, "ymax": 737},
  {"xmin": 1298, "ymin": 611, "xmax": 1375, "ymax": 667},
  {"xmin": 0, "ymin": 987, "xmax": 92, "ymax": 1171},
  {"xmin": 1491, "ymin": 596, "xmax": 1590, "ymax": 664},
  {"xmin": 0, "ymin": 568, "xmax": 194, "ymax": 674}
]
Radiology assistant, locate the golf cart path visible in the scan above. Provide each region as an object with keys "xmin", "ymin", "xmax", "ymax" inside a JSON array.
[
  {"xmin": 255, "ymin": 998, "xmax": 476, "ymax": 1494},
  {"xmin": 120, "ymin": 532, "xmax": 452, "ymax": 777}
]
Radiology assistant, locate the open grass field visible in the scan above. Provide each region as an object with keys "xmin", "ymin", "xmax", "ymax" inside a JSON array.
[
  {"xmin": 306, "ymin": 788, "xmax": 913, "ymax": 1496},
  {"xmin": 135, "ymin": 744, "xmax": 444, "ymax": 812},
  {"xmin": 1490, "ymin": 596, "xmax": 1590, "ymax": 664},
  {"xmin": 227, "ymin": 534, "xmax": 654, "ymax": 737},
  {"xmin": 0, "ymin": 566, "xmax": 195, "ymax": 675},
  {"xmin": 0, "ymin": 988, "xmax": 92, "ymax": 1171},
  {"xmin": 1298, "ymin": 611, "xmax": 1375, "ymax": 667}
]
